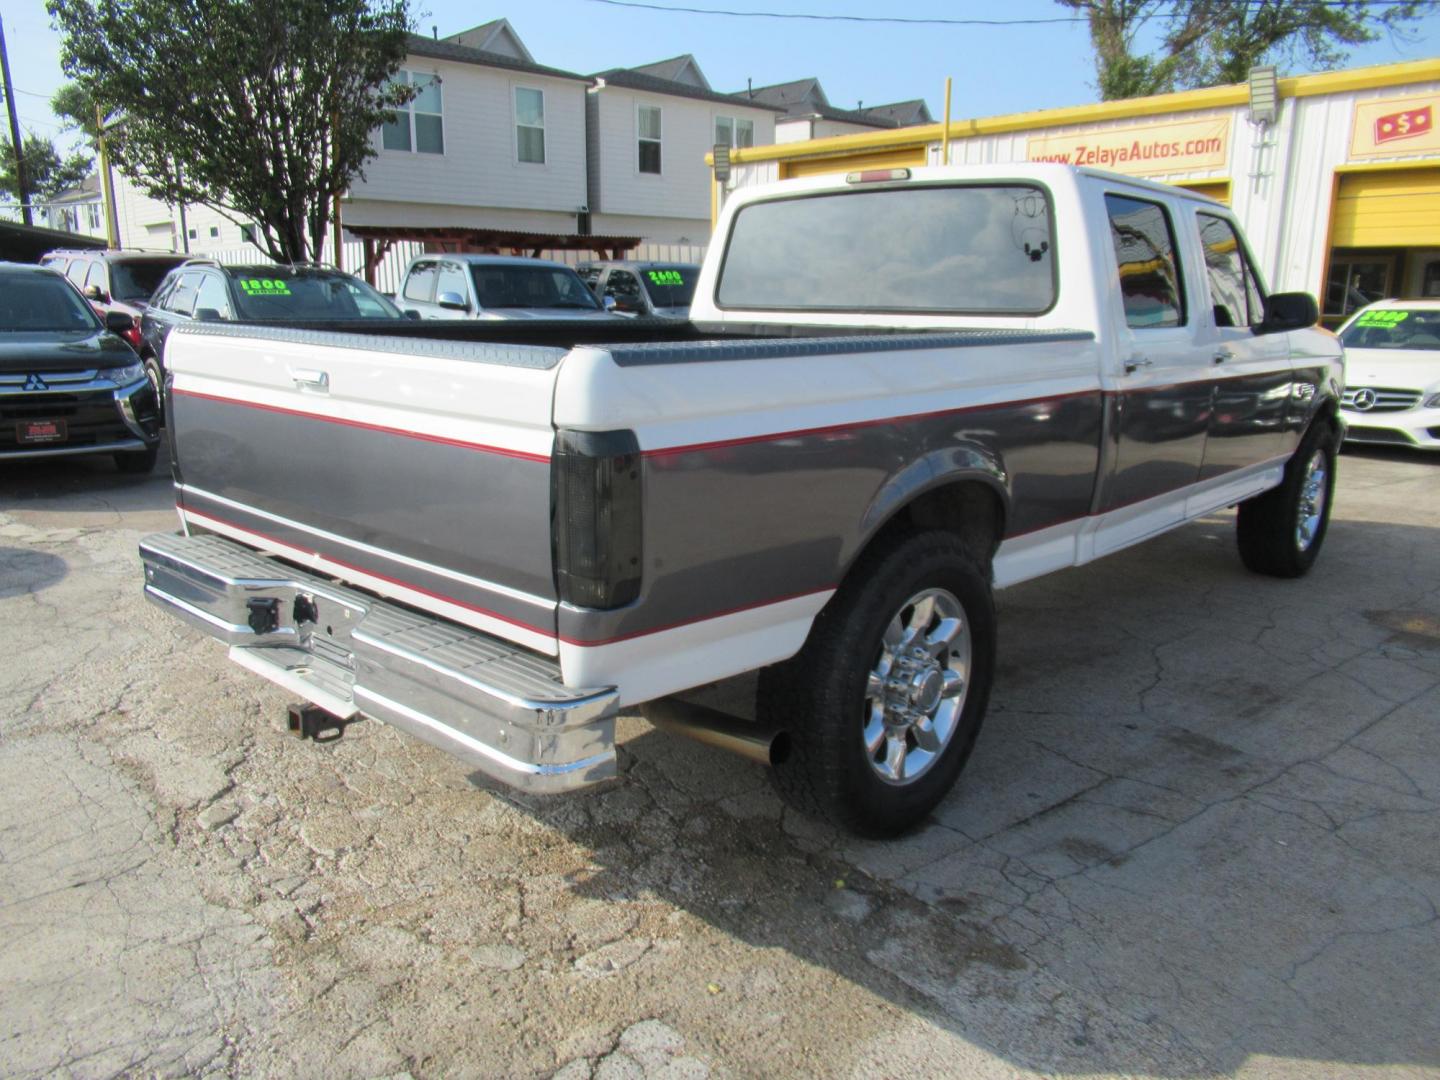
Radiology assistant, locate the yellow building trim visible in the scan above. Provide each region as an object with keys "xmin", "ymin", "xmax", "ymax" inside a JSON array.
[
  {"xmin": 725, "ymin": 58, "xmax": 1440, "ymax": 168},
  {"xmin": 1334, "ymin": 159, "xmax": 1440, "ymax": 175}
]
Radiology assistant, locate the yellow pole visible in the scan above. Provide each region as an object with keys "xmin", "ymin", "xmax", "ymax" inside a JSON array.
[
  {"xmin": 95, "ymin": 104, "xmax": 119, "ymax": 247},
  {"xmin": 942, "ymin": 78, "xmax": 953, "ymax": 166},
  {"xmin": 332, "ymin": 110, "xmax": 343, "ymax": 269}
]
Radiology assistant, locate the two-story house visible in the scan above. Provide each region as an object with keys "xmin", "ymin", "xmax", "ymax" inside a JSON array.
[
  {"xmin": 584, "ymin": 54, "xmax": 781, "ymax": 244},
  {"xmin": 739, "ymin": 77, "xmax": 933, "ymax": 144}
]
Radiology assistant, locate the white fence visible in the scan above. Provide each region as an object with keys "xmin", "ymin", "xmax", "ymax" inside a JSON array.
[{"xmin": 201, "ymin": 239, "xmax": 709, "ymax": 294}]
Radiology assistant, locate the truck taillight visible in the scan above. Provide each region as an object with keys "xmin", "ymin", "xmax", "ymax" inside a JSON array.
[{"xmin": 553, "ymin": 430, "xmax": 642, "ymax": 610}]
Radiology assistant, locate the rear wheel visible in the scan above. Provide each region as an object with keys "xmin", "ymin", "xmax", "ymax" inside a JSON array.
[
  {"xmin": 1236, "ymin": 418, "xmax": 1338, "ymax": 578},
  {"xmin": 757, "ymin": 531, "xmax": 996, "ymax": 836}
]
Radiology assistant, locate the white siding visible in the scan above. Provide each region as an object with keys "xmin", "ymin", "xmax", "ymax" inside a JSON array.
[
  {"xmin": 593, "ymin": 87, "xmax": 773, "ymax": 221},
  {"xmin": 350, "ymin": 56, "xmax": 588, "ymax": 217}
]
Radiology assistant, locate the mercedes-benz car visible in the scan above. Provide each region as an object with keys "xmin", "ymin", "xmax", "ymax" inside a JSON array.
[
  {"xmin": 0, "ymin": 263, "xmax": 162, "ymax": 473},
  {"xmin": 1337, "ymin": 299, "xmax": 1440, "ymax": 451}
]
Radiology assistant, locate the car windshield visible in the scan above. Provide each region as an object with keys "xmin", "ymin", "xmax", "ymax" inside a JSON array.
[
  {"xmin": 470, "ymin": 264, "xmax": 601, "ymax": 310},
  {"xmin": 0, "ymin": 271, "xmax": 102, "ymax": 332},
  {"xmin": 639, "ymin": 266, "xmax": 698, "ymax": 308},
  {"xmin": 230, "ymin": 273, "xmax": 403, "ymax": 320},
  {"xmin": 111, "ymin": 259, "xmax": 187, "ymax": 301},
  {"xmin": 1340, "ymin": 309, "xmax": 1440, "ymax": 350}
]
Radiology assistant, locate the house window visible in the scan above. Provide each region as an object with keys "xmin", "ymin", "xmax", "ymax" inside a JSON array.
[
  {"xmin": 515, "ymin": 87, "xmax": 545, "ymax": 164},
  {"xmin": 209, "ymin": 226, "xmax": 219, "ymax": 238},
  {"xmin": 382, "ymin": 70, "xmax": 444, "ymax": 154},
  {"xmin": 714, "ymin": 116, "xmax": 754, "ymax": 149},
  {"xmin": 86, "ymin": 203, "xmax": 101, "ymax": 230},
  {"xmin": 638, "ymin": 105, "xmax": 662, "ymax": 174}
]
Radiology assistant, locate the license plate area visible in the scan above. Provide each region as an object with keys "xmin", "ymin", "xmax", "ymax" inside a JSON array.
[{"xmin": 18, "ymin": 419, "xmax": 67, "ymax": 444}]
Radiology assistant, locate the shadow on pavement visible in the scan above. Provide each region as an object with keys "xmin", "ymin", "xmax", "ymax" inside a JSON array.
[
  {"xmin": 490, "ymin": 510, "xmax": 1440, "ymax": 1076},
  {"xmin": 0, "ymin": 443, "xmax": 175, "ymax": 517},
  {"xmin": 0, "ymin": 547, "xmax": 68, "ymax": 599}
]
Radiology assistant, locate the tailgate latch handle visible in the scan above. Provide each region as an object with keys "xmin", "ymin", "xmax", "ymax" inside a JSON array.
[{"xmin": 292, "ymin": 368, "xmax": 330, "ymax": 393}]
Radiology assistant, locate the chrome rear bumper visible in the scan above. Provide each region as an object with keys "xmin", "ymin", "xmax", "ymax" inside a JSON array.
[{"xmin": 139, "ymin": 531, "xmax": 617, "ymax": 793}]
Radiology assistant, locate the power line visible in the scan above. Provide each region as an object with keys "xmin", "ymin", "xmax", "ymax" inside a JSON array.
[{"xmin": 583, "ymin": 0, "xmax": 1428, "ymax": 24}]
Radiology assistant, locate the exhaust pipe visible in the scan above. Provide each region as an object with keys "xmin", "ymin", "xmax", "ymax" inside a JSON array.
[{"xmin": 641, "ymin": 699, "xmax": 790, "ymax": 767}]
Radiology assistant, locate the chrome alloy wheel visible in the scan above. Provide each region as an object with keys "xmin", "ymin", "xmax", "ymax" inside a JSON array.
[
  {"xmin": 862, "ymin": 587, "xmax": 971, "ymax": 785},
  {"xmin": 1296, "ymin": 449, "xmax": 1328, "ymax": 552}
]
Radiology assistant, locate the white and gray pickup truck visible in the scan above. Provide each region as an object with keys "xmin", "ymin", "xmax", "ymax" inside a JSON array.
[{"xmin": 139, "ymin": 164, "xmax": 1343, "ymax": 835}]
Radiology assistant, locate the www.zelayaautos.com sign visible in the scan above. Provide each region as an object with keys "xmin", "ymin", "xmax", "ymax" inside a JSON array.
[{"xmin": 1027, "ymin": 115, "xmax": 1232, "ymax": 176}]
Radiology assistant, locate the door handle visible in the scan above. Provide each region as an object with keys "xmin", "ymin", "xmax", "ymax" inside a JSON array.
[
  {"xmin": 1123, "ymin": 358, "xmax": 1153, "ymax": 375},
  {"xmin": 1213, "ymin": 349, "xmax": 1233, "ymax": 365},
  {"xmin": 292, "ymin": 368, "xmax": 330, "ymax": 392}
]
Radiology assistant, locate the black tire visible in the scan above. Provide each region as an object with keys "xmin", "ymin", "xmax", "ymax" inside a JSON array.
[
  {"xmin": 143, "ymin": 357, "xmax": 165, "ymax": 425},
  {"xmin": 757, "ymin": 530, "xmax": 996, "ymax": 837},
  {"xmin": 114, "ymin": 443, "xmax": 159, "ymax": 475},
  {"xmin": 1236, "ymin": 418, "xmax": 1338, "ymax": 578}
]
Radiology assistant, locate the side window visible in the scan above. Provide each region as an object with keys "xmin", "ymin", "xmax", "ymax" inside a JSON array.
[
  {"xmin": 193, "ymin": 273, "xmax": 232, "ymax": 319},
  {"xmin": 66, "ymin": 259, "xmax": 90, "ymax": 287},
  {"xmin": 84, "ymin": 262, "xmax": 108, "ymax": 294},
  {"xmin": 1198, "ymin": 213, "xmax": 1265, "ymax": 328},
  {"xmin": 435, "ymin": 262, "xmax": 469, "ymax": 306},
  {"xmin": 605, "ymin": 270, "xmax": 642, "ymax": 300},
  {"xmin": 166, "ymin": 273, "xmax": 202, "ymax": 317},
  {"xmin": 403, "ymin": 261, "xmax": 438, "ymax": 303},
  {"xmin": 1105, "ymin": 193, "xmax": 1185, "ymax": 329}
]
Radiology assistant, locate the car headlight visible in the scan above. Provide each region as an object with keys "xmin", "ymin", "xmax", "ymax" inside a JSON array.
[{"xmin": 105, "ymin": 362, "xmax": 146, "ymax": 386}]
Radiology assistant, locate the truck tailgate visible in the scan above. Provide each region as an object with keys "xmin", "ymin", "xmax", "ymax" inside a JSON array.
[{"xmin": 165, "ymin": 323, "xmax": 564, "ymax": 654}]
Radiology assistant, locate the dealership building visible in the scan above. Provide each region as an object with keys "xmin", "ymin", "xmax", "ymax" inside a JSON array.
[{"xmin": 718, "ymin": 58, "xmax": 1440, "ymax": 327}]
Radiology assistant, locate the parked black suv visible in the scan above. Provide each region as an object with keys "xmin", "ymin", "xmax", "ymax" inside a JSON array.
[
  {"xmin": 139, "ymin": 261, "xmax": 405, "ymax": 378},
  {"xmin": 580, "ymin": 261, "xmax": 700, "ymax": 319},
  {"xmin": 39, "ymin": 249, "xmax": 189, "ymax": 351},
  {"xmin": 0, "ymin": 263, "xmax": 162, "ymax": 472}
]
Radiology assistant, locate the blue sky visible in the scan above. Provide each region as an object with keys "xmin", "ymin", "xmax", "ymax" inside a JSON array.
[{"xmin": 4, "ymin": 0, "xmax": 1440, "ymax": 155}]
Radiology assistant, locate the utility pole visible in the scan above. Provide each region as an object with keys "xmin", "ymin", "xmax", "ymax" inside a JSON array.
[
  {"xmin": 95, "ymin": 105, "xmax": 120, "ymax": 247},
  {"xmin": 0, "ymin": 12, "xmax": 32, "ymax": 226}
]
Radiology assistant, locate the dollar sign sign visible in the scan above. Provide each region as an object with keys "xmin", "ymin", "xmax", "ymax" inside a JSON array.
[{"xmin": 1398, "ymin": 113, "xmax": 1413, "ymax": 135}]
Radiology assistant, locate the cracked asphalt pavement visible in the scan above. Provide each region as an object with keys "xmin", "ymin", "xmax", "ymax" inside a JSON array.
[{"xmin": 1, "ymin": 445, "xmax": 1437, "ymax": 1078}]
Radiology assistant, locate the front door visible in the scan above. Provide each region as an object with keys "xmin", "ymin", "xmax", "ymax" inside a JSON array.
[{"xmin": 1193, "ymin": 212, "xmax": 1289, "ymax": 479}]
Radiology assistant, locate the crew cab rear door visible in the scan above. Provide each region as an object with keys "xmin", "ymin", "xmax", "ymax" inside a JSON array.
[
  {"xmin": 1094, "ymin": 189, "xmax": 1211, "ymax": 548},
  {"xmin": 165, "ymin": 324, "xmax": 563, "ymax": 654}
]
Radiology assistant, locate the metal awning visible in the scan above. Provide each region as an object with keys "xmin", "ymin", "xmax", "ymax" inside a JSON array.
[
  {"xmin": 343, "ymin": 224, "xmax": 644, "ymax": 284},
  {"xmin": 0, "ymin": 220, "xmax": 107, "ymax": 263}
]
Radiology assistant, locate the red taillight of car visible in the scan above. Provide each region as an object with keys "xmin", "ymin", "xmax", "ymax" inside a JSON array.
[{"xmin": 125, "ymin": 326, "xmax": 142, "ymax": 348}]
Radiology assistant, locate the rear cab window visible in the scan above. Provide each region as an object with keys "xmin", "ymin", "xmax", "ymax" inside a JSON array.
[{"xmin": 716, "ymin": 183, "xmax": 1056, "ymax": 315}]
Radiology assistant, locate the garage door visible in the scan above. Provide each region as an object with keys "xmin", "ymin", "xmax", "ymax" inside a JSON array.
[
  {"xmin": 1332, "ymin": 167, "xmax": 1440, "ymax": 247},
  {"xmin": 1176, "ymin": 180, "xmax": 1230, "ymax": 204},
  {"xmin": 781, "ymin": 146, "xmax": 928, "ymax": 180}
]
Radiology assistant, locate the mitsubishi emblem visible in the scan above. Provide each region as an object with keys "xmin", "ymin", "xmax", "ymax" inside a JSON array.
[
  {"xmin": 22, "ymin": 373, "xmax": 48, "ymax": 392},
  {"xmin": 1351, "ymin": 388, "xmax": 1377, "ymax": 411}
]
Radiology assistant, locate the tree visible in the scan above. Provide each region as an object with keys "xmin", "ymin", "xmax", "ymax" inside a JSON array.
[
  {"xmin": 0, "ymin": 132, "xmax": 91, "ymax": 205},
  {"xmin": 48, "ymin": 0, "xmax": 417, "ymax": 262},
  {"xmin": 1059, "ymin": 0, "xmax": 1434, "ymax": 101},
  {"xmin": 51, "ymin": 82, "xmax": 101, "ymax": 147}
]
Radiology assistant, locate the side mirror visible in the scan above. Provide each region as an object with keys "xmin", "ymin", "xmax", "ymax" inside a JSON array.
[
  {"xmin": 104, "ymin": 310, "xmax": 134, "ymax": 333},
  {"xmin": 85, "ymin": 284, "xmax": 109, "ymax": 303},
  {"xmin": 602, "ymin": 295, "xmax": 617, "ymax": 312},
  {"xmin": 193, "ymin": 307, "xmax": 223, "ymax": 322},
  {"xmin": 404, "ymin": 309, "xmax": 422, "ymax": 320},
  {"xmin": 1260, "ymin": 292, "xmax": 1319, "ymax": 334},
  {"xmin": 436, "ymin": 291, "xmax": 468, "ymax": 311}
]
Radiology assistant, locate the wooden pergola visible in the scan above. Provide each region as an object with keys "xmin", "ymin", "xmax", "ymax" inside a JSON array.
[{"xmin": 344, "ymin": 224, "xmax": 643, "ymax": 285}]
